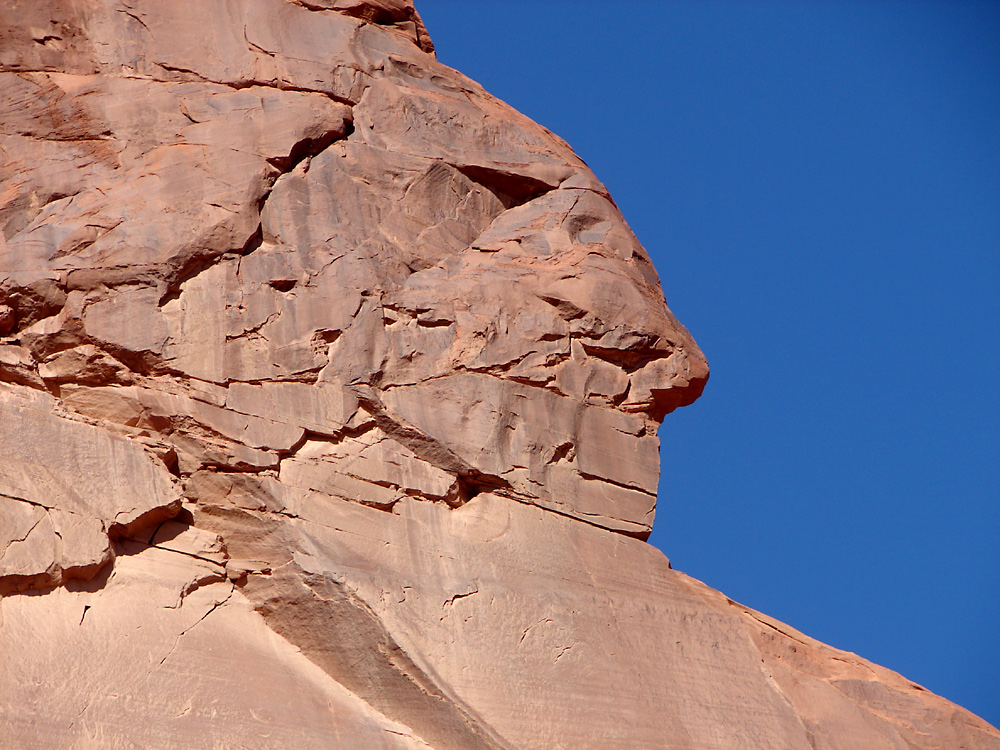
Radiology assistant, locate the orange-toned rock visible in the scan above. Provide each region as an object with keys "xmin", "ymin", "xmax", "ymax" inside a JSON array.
[{"xmin": 0, "ymin": 2, "xmax": 995, "ymax": 748}]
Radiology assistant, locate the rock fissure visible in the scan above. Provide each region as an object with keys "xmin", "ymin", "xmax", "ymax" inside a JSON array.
[
  {"xmin": 153, "ymin": 585, "xmax": 235, "ymax": 668},
  {"xmin": 575, "ymin": 470, "xmax": 656, "ymax": 497}
]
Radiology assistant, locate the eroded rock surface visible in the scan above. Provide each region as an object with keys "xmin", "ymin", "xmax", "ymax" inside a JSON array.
[{"xmin": 0, "ymin": 2, "xmax": 995, "ymax": 748}]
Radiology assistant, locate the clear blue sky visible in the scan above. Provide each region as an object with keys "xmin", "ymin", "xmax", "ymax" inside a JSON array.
[{"xmin": 418, "ymin": 0, "xmax": 1000, "ymax": 726}]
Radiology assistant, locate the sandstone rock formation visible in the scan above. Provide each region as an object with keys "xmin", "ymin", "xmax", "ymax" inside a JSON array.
[{"xmin": 0, "ymin": 2, "xmax": 996, "ymax": 748}]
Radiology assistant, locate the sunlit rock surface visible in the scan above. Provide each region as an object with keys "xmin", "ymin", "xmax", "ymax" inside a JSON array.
[{"xmin": 0, "ymin": 2, "xmax": 996, "ymax": 748}]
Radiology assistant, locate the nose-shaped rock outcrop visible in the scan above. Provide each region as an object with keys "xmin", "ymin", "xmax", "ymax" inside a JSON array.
[
  {"xmin": 0, "ymin": 2, "xmax": 996, "ymax": 750},
  {"xmin": 0, "ymin": 0, "xmax": 706, "ymax": 541}
]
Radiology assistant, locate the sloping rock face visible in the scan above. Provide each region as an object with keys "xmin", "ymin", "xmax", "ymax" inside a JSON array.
[{"xmin": 0, "ymin": 2, "xmax": 995, "ymax": 748}]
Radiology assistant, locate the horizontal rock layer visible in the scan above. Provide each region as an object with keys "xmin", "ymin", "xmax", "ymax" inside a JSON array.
[{"xmin": 0, "ymin": 1, "xmax": 995, "ymax": 748}]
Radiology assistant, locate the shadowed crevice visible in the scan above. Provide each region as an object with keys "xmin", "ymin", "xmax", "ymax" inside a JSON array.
[{"xmin": 452, "ymin": 163, "xmax": 558, "ymax": 210}]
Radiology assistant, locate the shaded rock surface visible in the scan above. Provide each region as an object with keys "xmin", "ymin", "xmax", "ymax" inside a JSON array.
[{"xmin": 0, "ymin": 2, "xmax": 995, "ymax": 748}]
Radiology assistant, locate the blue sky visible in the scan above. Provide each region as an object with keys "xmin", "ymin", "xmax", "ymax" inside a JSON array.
[{"xmin": 418, "ymin": 0, "xmax": 1000, "ymax": 726}]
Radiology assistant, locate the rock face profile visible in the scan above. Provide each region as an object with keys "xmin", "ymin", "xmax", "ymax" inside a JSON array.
[{"xmin": 0, "ymin": 1, "xmax": 996, "ymax": 748}]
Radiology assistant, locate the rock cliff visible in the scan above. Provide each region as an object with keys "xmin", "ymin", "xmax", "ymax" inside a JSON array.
[{"xmin": 0, "ymin": 1, "xmax": 996, "ymax": 748}]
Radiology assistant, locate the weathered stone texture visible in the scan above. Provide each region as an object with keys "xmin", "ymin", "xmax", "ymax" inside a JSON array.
[{"xmin": 0, "ymin": 1, "xmax": 996, "ymax": 748}]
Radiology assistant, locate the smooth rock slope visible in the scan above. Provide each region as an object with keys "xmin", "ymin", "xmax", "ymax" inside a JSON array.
[{"xmin": 0, "ymin": 1, "xmax": 996, "ymax": 748}]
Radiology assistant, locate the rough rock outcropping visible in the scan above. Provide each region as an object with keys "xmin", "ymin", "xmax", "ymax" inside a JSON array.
[{"xmin": 0, "ymin": 2, "xmax": 996, "ymax": 748}]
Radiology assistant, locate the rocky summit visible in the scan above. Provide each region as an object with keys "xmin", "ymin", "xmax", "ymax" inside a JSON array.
[{"xmin": 0, "ymin": 1, "xmax": 996, "ymax": 748}]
